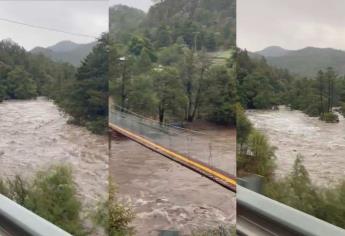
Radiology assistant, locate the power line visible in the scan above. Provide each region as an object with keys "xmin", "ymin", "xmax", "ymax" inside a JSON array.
[{"xmin": 0, "ymin": 17, "xmax": 99, "ymax": 39}]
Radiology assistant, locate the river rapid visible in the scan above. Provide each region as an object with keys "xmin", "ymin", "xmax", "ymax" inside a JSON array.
[
  {"xmin": 246, "ymin": 106, "xmax": 345, "ymax": 186},
  {"xmin": 110, "ymin": 132, "xmax": 236, "ymax": 236},
  {"xmin": 0, "ymin": 98, "xmax": 108, "ymax": 228}
]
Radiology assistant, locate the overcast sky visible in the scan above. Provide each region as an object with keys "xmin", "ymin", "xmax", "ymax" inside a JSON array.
[
  {"xmin": 237, "ymin": 0, "xmax": 345, "ymax": 52},
  {"xmin": 0, "ymin": 1, "xmax": 108, "ymax": 50},
  {"xmin": 109, "ymin": 0, "xmax": 153, "ymax": 12}
]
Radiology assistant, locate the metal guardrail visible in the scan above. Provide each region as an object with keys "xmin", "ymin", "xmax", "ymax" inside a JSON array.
[
  {"xmin": 0, "ymin": 194, "xmax": 72, "ymax": 236},
  {"xmin": 237, "ymin": 185, "xmax": 345, "ymax": 236}
]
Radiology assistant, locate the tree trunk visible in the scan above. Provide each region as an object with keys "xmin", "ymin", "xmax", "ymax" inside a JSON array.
[
  {"xmin": 191, "ymin": 66, "xmax": 205, "ymax": 120},
  {"xmin": 120, "ymin": 62, "xmax": 127, "ymax": 111},
  {"xmin": 328, "ymin": 77, "xmax": 331, "ymax": 112},
  {"xmin": 319, "ymin": 82, "xmax": 323, "ymax": 115},
  {"xmin": 186, "ymin": 81, "xmax": 193, "ymax": 121},
  {"xmin": 158, "ymin": 103, "xmax": 164, "ymax": 123}
]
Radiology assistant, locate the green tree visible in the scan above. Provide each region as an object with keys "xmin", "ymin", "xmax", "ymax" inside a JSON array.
[
  {"xmin": 325, "ymin": 67, "xmax": 336, "ymax": 112},
  {"xmin": 0, "ymin": 62, "xmax": 11, "ymax": 101},
  {"xmin": 152, "ymin": 66, "xmax": 185, "ymax": 122},
  {"xmin": 265, "ymin": 155, "xmax": 319, "ymax": 213},
  {"xmin": 136, "ymin": 48, "xmax": 153, "ymax": 72},
  {"xmin": 128, "ymin": 36, "xmax": 156, "ymax": 62},
  {"xmin": 204, "ymin": 32, "xmax": 217, "ymax": 51},
  {"xmin": 61, "ymin": 35, "xmax": 108, "ymax": 134},
  {"xmin": 236, "ymin": 104, "xmax": 252, "ymax": 148},
  {"xmin": 316, "ymin": 70, "xmax": 326, "ymax": 114},
  {"xmin": 158, "ymin": 44, "xmax": 184, "ymax": 66},
  {"xmin": 26, "ymin": 166, "xmax": 85, "ymax": 235},
  {"xmin": 0, "ymin": 166, "xmax": 86, "ymax": 235},
  {"xmin": 156, "ymin": 25, "xmax": 172, "ymax": 48},
  {"xmin": 180, "ymin": 49, "xmax": 210, "ymax": 122},
  {"xmin": 6, "ymin": 66, "xmax": 37, "ymax": 99},
  {"xmin": 127, "ymin": 74, "xmax": 156, "ymax": 116},
  {"xmin": 238, "ymin": 129, "xmax": 276, "ymax": 179},
  {"xmin": 205, "ymin": 65, "xmax": 237, "ymax": 125},
  {"xmin": 246, "ymin": 130, "xmax": 276, "ymax": 178}
]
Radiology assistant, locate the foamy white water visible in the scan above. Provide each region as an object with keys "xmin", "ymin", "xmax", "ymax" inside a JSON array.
[
  {"xmin": 247, "ymin": 106, "xmax": 345, "ymax": 186},
  {"xmin": 0, "ymin": 98, "xmax": 108, "ymax": 217},
  {"xmin": 110, "ymin": 135, "xmax": 236, "ymax": 235}
]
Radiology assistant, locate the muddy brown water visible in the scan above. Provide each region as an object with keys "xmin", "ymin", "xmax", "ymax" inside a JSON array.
[
  {"xmin": 0, "ymin": 98, "xmax": 108, "ymax": 233},
  {"xmin": 246, "ymin": 106, "xmax": 345, "ymax": 186},
  {"xmin": 110, "ymin": 128, "xmax": 236, "ymax": 236}
]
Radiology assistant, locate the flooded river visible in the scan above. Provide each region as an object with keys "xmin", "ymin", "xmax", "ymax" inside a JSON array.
[
  {"xmin": 0, "ymin": 98, "xmax": 108, "ymax": 219},
  {"xmin": 110, "ymin": 134, "xmax": 236, "ymax": 236},
  {"xmin": 247, "ymin": 106, "xmax": 345, "ymax": 186}
]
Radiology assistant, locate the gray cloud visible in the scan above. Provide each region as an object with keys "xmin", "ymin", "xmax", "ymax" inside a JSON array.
[
  {"xmin": 237, "ymin": 0, "xmax": 345, "ymax": 51},
  {"xmin": 0, "ymin": 1, "xmax": 108, "ymax": 50},
  {"xmin": 109, "ymin": 0, "xmax": 153, "ymax": 12}
]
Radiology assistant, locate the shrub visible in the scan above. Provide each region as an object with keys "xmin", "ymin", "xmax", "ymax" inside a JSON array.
[
  {"xmin": 238, "ymin": 130, "xmax": 276, "ymax": 178},
  {"xmin": 0, "ymin": 166, "xmax": 86, "ymax": 235},
  {"xmin": 236, "ymin": 103, "xmax": 252, "ymax": 147},
  {"xmin": 264, "ymin": 155, "xmax": 345, "ymax": 228},
  {"xmin": 85, "ymin": 117, "xmax": 107, "ymax": 134},
  {"xmin": 191, "ymin": 226, "xmax": 236, "ymax": 236},
  {"xmin": 320, "ymin": 112, "xmax": 339, "ymax": 123},
  {"xmin": 303, "ymin": 103, "xmax": 320, "ymax": 117},
  {"xmin": 93, "ymin": 183, "xmax": 134, "ymax": 236},
  {"xmin": 315, "ymin": 180, "xmax": 345, "ymax": 229},
  {"xmin": 264, "ymin": 155, "xmax": 319, "ymax": 214}
]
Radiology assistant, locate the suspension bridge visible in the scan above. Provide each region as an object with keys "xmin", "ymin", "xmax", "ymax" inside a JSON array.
[{"xmin": 108, "ymin": 105, "xmax": 237, "ymax": 192}]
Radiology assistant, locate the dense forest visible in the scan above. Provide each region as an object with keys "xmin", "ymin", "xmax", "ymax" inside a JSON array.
[
  {"xmin": 109, "ymin": 0, "xmax": 237, "ymax": 126},
  {"xmin": 0, "ymin": 39, "xmax": 75, "ymax": 101},
  {"xmin": 237, "ymin": 49, "xmax": 345, "ymax": 122},
  {"xmin": 0, "ymin": 36, "xmax": 107, "ymax": 133}
]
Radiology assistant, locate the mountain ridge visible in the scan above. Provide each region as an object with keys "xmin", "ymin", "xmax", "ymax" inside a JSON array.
[
  {"xmin": 250, "ymin": 46, "xmax": 345, "ymax": 77},
  {"xmin": 255, "ymin": 46, "xmax": 291, "ymax": 57},
  {"xmin": 30, "ymin": 40, "xmax": 97, "ymax": 66}
]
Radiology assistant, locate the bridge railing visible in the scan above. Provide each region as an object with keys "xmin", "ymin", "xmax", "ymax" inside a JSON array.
[
  {"xmin": 237, "ymin": 185, "xmax": 345, "ymax": 235},
  {"xmin": 109, "ymin": 105, "xmax": 233, "ymax": 174},
  {"xmin": 0, "ymin": 194, "xmax": 71, "ymax": 236}
]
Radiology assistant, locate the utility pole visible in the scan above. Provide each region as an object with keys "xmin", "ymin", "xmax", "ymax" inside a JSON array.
[{"xmin": 119, "ymin": 57, "xmax": 127, "ymax": 112}]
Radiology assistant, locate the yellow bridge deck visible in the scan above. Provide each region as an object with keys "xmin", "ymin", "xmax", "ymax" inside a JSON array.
[{"xmin": 109, "ymin": 123, "xmax": 236, "ymax": 192}]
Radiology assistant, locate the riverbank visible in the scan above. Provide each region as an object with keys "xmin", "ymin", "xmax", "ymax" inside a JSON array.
[
  {"xmin": 0, "ymin": 98, "xmax": 108, "ymax": 217},
  {"xmin": 246, "ymin": 106, "xmax": 345, "ymax": 186}
]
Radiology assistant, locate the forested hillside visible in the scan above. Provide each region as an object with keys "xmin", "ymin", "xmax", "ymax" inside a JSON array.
[
  {"xmin": 143, "ymin": 0, "xmax": 235, "ymax": 50},
  {"xmin": 109, "ymin": 0, "xmax": 237, "ymax": 126},
  {"xmin": 252, "ymin": 46, "xmax": 345, "ymax": 77},
  {"xmin": 0, "ymin": 37, "xmax": 107, "ymax": 133},
  {"xmin": 0, "ymin": 39, "xmax": 75, "ymax": 101},
  {"xmin": 109, "ymin": 5, "xmax": 146, "ymax": 42},
  {"xmin": 31, "ymin": 40, "xmax": 97, "ymax": 66},
  {"xmin": 110, "ymin": 0, "xmax": 235, "ymax": 51}
]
